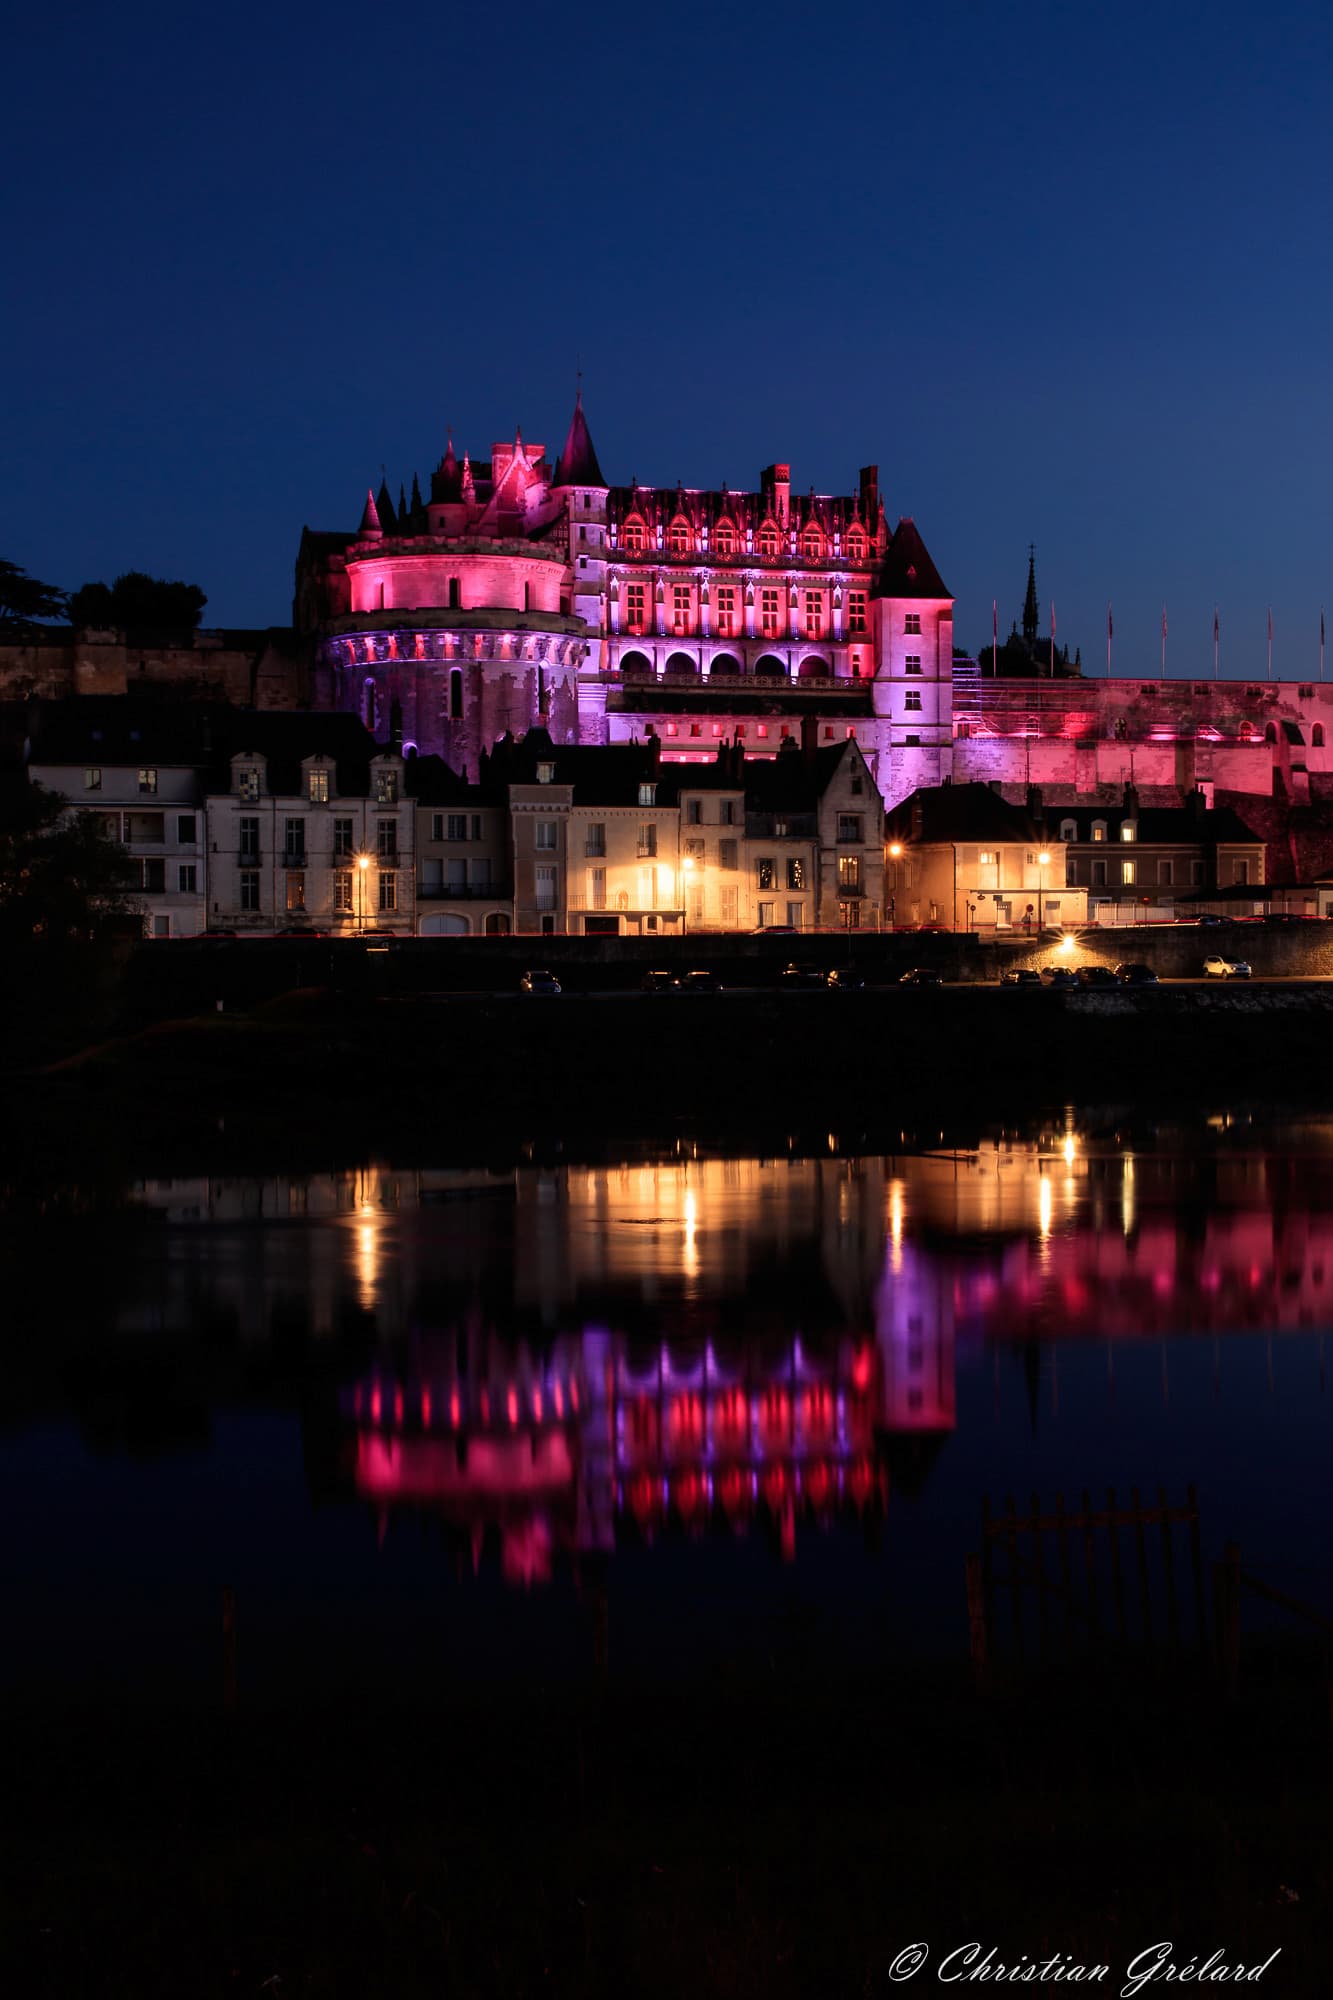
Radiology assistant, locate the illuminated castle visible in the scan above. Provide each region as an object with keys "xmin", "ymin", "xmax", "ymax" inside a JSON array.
[{"xmin": 298, "ymin": 397, "xmax": 1333, "ymax": 815}]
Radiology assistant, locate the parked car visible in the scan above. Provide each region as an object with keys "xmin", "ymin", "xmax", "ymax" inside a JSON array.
[
  {"xmin": 1114, "ymin": 962, "xmax": 1160, "ymax": 985},
  {"xmin": 1040, "ymin": 965, "xmax": 1079, "ymax": 989},
  {"xmin": 1076, "ymin": 964, "xmax": 1119, "ymax": 988},
  {"xmin": 899, "ymin": 967, "xmax": 942, "ymax": 986},
  {"xmin": 826, "ymin": 966, "xmax": 865, "ymax": 991},
  {"xmin": 780, "ymin": 963, "xmax": 825, "ymax": 990},
  {"xmin": 999, "ymin": 968, "xmax": 1042, "ymax": 987},
  {"xmin": 641, "ymin": 968, "xmax": 675, "ymax": 992},
  {"xmin": 1203, "ymin": 954, "xmax": 1251, "ymax": 979},
  {"xmin": 676, "ymin": 969, "xmax": 720, "ymax": 993},
  {"xmin": 520, "ymin": 968, "xmax": 562, "ymax": 994}
]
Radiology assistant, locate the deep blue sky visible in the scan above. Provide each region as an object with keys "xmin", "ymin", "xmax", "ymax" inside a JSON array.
[{"xmin": 4, "ymin": 0, "xmax": 1332, "ymax": 677}]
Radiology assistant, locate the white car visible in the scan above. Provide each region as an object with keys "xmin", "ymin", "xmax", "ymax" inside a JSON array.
[{"xmin": 1203, "ymin": 954, "xmax": 1251, "ymax": 979}]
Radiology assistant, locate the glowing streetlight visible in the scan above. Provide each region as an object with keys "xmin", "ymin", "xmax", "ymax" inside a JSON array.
[{"xmin": 356, "ymin": 851, "xmax": 372, "ymax": 934}]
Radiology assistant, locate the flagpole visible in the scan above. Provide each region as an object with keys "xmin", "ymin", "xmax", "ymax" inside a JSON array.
[
  {"xmin": 1321, "ymin": 608, "xmax": 1325, "ymax": 682},
  {"xmin": 1267, "ymin": 607, "xmax": 1273, "ymax": 681},
  {"xmin": 1161, "ymin": 605, "xmax": 1167, "ymax": 680},
  {"xmin": 1050, "ymin": 600, "xmax": 1055, "ymax": 679},
  {"xmin": 1107, "ymin": 603, "xmax": 1113, "ymax": 678},
  {"xmin": 1214, "ymin": 609, "xmax": 1219, "ymax": 680}
]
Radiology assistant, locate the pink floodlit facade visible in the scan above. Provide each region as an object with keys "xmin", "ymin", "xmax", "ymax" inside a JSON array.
[{"xmin": 293, "ymin": 402, "xmax": 1333, "ymax": 815}]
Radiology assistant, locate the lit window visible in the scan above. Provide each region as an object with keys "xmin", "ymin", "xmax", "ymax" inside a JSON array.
[
  {"xmin": 375, "ymin": 769, "xmax": 399, "ymax": 804},
  {"xmin": 1092, "ymin": 823, "xmax": 1106, "ymax": 842},
  {"xmin": 138, "ymin": 768, "xmax": 158, "ymax": 795},
  {"xmin": 638, "ymin": 782, "xmax": 657, "ymax": 806},
  {"xmin": 308, "ymin": 768, "xmax": 329, "ymax": 803},
  {"xmin": 625, "ymin": 582, "xmax": 646, "ymax": 630},
  {"xmin": 847, "ymin": 530, "xmax": 867, "ymax": 561},
  {"xmin": 837, "ymin": 854, "xmax": 861, "ymax": 891},
  {"xmin": 672, "ymin": 584, "xmax": 691, "ymax": 632},
  {"xmin": 759, "ymin": 524, "xmax": 779, "ymax": 557},
  {"xmin": 537, "ymin": 761, "xmax": 555, "ymax": 784},
  {"xmin": 715, "ymin": 522, "xmax": 735, "ymax": 555},
  {"xmin": 848, "ymin": 591, "xmax": 868, "ymax": 633},
  {"xmin": 1120, "ymin": 822, "xmax": 1136, "ymax": 842},
  {"xmin": 978, "ymin": 850, "xmax": 996, "ymax": 865},
  {"xmin": 85, "ymin": 767, "xmax": 101, "ymax": 790},
  {"xmin": 286, "ymin": 871, "xmax": 306, "ymax": 911},
  {"xmin": 804, "ymin": 591, "xmax": 824, "ymax": 637},
  {"xmin": 334, "ymin": 871, "xmax": 353, "ymax": 912},
  {"xmin": 623, "ymin": 517, "xmax": 646, "ymax": 553},
  {"xmin": 1121, "ymin": 860, "xmax": 1136, "ymax": 885},
  {"xmin": 669, "ymin": 518, "xmax": 690, "ymax": 554},
  {"xmin": 761, "ymin": 588, "xmax": 781, "ymax": 637},
  {"xmin": 715, "ymin": 586, "xmax": 736, "ymax": 635}
]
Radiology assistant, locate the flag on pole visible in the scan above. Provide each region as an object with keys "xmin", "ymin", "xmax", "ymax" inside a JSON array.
[
  {"xmin": 1107, "ymin": 603, "xmax": 1113, "ymax": 677},
  {"xmin": 992, "ymin": 598, "xmax": 998, "ymax": 665},
  {"xmin": 1050, "ymin": 601, "xmax": 1056, "ymax": 677},
  {"xmin": 1268, "ymin": 606, "xmax": 1273, "ymax": 680},
  {"xmin": 1214, "ymin": 609, "xmax": 1220, "ymax": 679},
  {"xmin": 1161, "ymin": 605, "xmax": 1167, "ymax": 678}
]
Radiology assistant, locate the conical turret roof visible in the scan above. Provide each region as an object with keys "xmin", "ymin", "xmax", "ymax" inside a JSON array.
[{"xmin": 554, "ymin": 390, "xmax": 606, "ymax": 487}]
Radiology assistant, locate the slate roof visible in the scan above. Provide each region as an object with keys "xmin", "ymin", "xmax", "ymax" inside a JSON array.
[
  {"xmin": 872, "ymin": 517, "xmax": 950, "ymax": 601},
  {"xmin": 1054, "ymin": 803, "xmax": 1263, "ymax": 844},
  {"xmin": 554, "ymin": 393, "xmax": 606, "ymax": 488},
  {"xmin": 884, "ymin": 782, "xmax": 1041, "ymax": 845}
]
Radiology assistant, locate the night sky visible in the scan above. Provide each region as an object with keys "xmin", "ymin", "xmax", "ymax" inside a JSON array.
[{"xmin": 5, "ymin": 0, "xmax": 1332, "ymax": 676}]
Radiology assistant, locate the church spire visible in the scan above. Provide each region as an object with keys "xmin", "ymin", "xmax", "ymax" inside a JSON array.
[{"xmin": 1022, "ymin": 544, "xmax": 1039, "ymax": 646}]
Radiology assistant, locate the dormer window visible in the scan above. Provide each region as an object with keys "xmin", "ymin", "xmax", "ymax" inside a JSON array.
[
  {"xmin": 1091, "ymin": 822, "xmax": 1106, "ymax": 842},
  {"xmin": 1120, "ymin": 822, "xmax": 1136, "ymax": 842},
  {"xmin": 758, "ymin": 524, "xmax": 779, "ymax": 558},
  {"xmin": 714, "ymin": 521, "xmax": 736, "ymax": 556},
  {"xmin": 308, "ymin": 769, "xmax": 329, "ymax": 804},
  {"xmin": 622, "ymin": 517, "xmax": 646, "ymax": 554},
  {"xmin": 638, "ymin": 781, "xmax": 657, "ymax": 806},
  {"xmin": 1060, "ymin": 819, "xmax": 1076, "ymax": 841},
  {"xmin": 668, "ymin": 517, "xmax": 691, "ymax": 555},
  {"xmin": 847, "ymin": 530, "xmax": 867, "ymax": 561},
  {"xmin": 537, "ymin": 761, "xmax": 555, "ymax": 785},
  {"xmin": 375, "ymin": 769, "xmax": 399, "ymax": 805},
  {"xmin": 238, "ymin": 767, "xmax": 260, "ymax": 801}
]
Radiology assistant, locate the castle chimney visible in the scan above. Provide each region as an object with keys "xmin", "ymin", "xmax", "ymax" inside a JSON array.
[{"xmin": 801, "ymin": 714, "xmax": 818, "ymax": 765}]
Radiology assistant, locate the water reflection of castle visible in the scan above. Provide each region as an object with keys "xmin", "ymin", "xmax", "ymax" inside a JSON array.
[{"xmin": 121, "ymin": 1143, "xmax": 1333, "ymax": 1576}]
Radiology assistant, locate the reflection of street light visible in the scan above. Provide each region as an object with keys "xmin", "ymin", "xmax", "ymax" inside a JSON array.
[
  {"xmin": 357, "ymin": 851, "xmax": 371, "ymax": 934},
  {"xmin": 681, "ymin": 853, "xmax": 695, "ymax": 937}
]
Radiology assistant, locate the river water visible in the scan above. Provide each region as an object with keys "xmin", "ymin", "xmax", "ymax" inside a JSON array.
[{"xmin": 3, "ymin": 1114, "xmax": 1331, "ymax": 1710}]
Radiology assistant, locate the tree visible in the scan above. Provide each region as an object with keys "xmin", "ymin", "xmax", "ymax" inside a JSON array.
[
  {"xmin": 69, "ymin": 571, "xmax": 207, "ymax": 635},
  {"xmin": 0, "ymin": 778, "xmax": 137, "ymax": 947},
  {"xmin": 0, "ymin": 558, "xmax": 67, "ymax": 635}
]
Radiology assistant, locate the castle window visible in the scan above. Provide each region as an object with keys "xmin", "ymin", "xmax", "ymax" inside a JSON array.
[
  {"xmin": 672, "ymin": 584, "xmax": 691, "ymax": 633},
  {"xmin": 904, "ymin": 656, "xmax": 922, "ymax": 674},
  {"xmin": 758, "ymin": 523, "xmax": 779, "ymax": 558},
  {"xmin": 1092, "ymin": 822, "xmax": 1106, "ymax": 841},
  {"xmin": 669, "ymin": 517, "xmax": 691, "ymax": 554},
  {"xmin": 956, "ymin": 721, "xmax": 971, "ymax": 739},
  {"xmin": 625, "ymin": 581, "xmax": 646, "ymax": 631},
  {"xmin": 904, "ymin": 613, "xmax": 922, "ymax": 634},
  {"xmin": 715, "ymin": 521, "xmax": 736, "ymax": 555},
  {"xmin": 804, "ymin": 591, "xmax": 824, "ymax": 638},
  {"xmin": 904, "ymin": 690, "xmax": 922, "ymax": 711},
  {"xmin": 760, "ymin": 588, "xmax": 781, "ymax": 637},
  {"xmin": 450, "ymin": 668, "xmax": 464, "ymax": 719},
  {"xmin": 1120, "ymin": 822, "xmax": 1136, "ymax": 841},
  {"xmin": 802, "ymin": 530, "xmax": 822, "ymax": 562},
  {"xmin": 308, "ymin": 769, "xmax": 329, "ymax": 804},
  {"xmin": 623, "ymin": 517, "xmax": 646, "ymax": 553},
  {"xmin": 715, "ymin": 585, "xmax": 737, "ymax": 636},
  {"xmin": 1315, "ymin": 724, "xmax": 1326, "ymax": 747},
  {"xmin": 448, "ymin": 578, "xmax": 460, "ymax": 609},
  {"xmin": 848, "ymin": 590, "xmax": 868, "ymax": 633},
  {"xmin": 847, "ymin": 529, "xmax": 867, "ymax": 561}
]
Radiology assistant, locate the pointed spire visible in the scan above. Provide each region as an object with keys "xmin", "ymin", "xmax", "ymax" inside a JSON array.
[
  {"xmin": 358, "ymin": 488, "xmax": 383, "ymax": 539},
  {"xmin": 554, "ymin": 386, "xmax": 606, "ymax": 488},
  {"xmin": 398, "ymin": 481, "xmax": 408, "ymax": 527},
  {"xmin": 432, "ymin": 431, "xmax": 462, "ymax": 505},
  {"xmin": 410, "ymin": 472, "xmax": 423, "ymax": 520},
  {"xmin": 376, "ymin": 475, "xmax": 396, "ymax": 534},
  {"xmin": 461, "ymin": 451, "xmax": 474, "ymax": 502},
  {"xmin": 1022, "ymin": 544, "xmax": 1039, "ymax": 646}
]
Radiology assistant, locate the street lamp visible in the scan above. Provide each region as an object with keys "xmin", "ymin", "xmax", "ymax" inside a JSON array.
[
  {"xmin": 1038, "ymin": 849, "xmax": 1050, "ymax": 933},
  {"xmin": 681, "ymin": 853, "xmax": 695, "ymax": 937},
  {"xmin": 887, "ymin": 842, "xmax": 902, "ymax": 931},
  {"xmin": 356, "ymin": 851, "xmax": 371, "ymax": 934}
]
